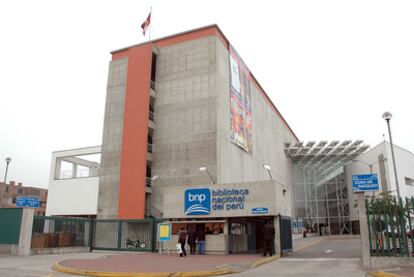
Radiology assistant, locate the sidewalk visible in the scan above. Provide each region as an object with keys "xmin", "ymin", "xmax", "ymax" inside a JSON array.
[
  {"xmin": 370, "ymin": 266, "xmax": 414, "ymax": 277},
  {"xmin": 54, "ymin": 253, "xmax": 268, "ymax": 276},
  {"xmin": 54, "ymin": 235, "xmax": 329, "ymax": 276}
]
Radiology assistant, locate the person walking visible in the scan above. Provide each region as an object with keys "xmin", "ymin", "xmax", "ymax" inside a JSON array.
[
  {"xmin": 178, "ymin": 227, "xmax": 187, "ymax": 257},
  {"xmin": 196, "ymin": 226, "xmax": 206, "ymax": 255},
  {"xmin": 187, "ymin": 227, "xmax": 197, "ymax": 254},
  {"xmin": 263, "ymin": 221, "xmax": 275, "ymax": 257}
]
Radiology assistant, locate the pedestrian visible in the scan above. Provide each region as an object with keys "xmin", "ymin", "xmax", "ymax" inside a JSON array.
[
  {"xmin": 196, "ymin": 226, "xmax": 206, "ymax": 255},
  {"xmin": 178, "ymin": 227, "xmax": 187, "ymax": 257},
  {"xmin": 187, "ymin": 227, "xmax": 197, "ymax": 254},
  {"xmin": 263, "ymin": 221, "xmax": 275, "ymax": 257}
]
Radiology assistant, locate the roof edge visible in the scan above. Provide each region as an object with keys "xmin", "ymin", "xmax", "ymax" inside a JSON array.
[{"xmin": 110, "ymin": 24, "xmax": 299, "ymax": 141}]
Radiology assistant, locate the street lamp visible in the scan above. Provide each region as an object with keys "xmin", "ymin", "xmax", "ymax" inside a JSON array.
[
  {"xmin": 263, "ymin": 164, "xmax": 273, "ymax": 181},
  {"xmin": 1, "ymin": 157, "xmax": 12, "ymax": 205},
  {"xmin": 382, "ymin": 111, "xmax": 401, "ymax": 201},
  {"xmin": 151, "ymin": 175, "xmax": 168, "ymax": 186},
  {"xmin": 199, "ymin": 166, "xmax": 215, "ymax": 184}
]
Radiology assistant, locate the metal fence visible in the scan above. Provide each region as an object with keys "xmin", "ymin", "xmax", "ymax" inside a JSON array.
[
  {"xmin": 366, "ymin": 196, "xmax": 414, "ymax": 257},
  {"xmin": 31, "ymin": 216, "xmax": 92, "ymax": 249},
  {"xmin": 92, "ymin": 218, "xmax": 161, "ymax": 252}
]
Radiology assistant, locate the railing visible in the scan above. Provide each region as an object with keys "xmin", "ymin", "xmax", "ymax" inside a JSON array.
[
  {"xmin": 147, "ymin": 143, "xmax": 153, "ymax": 153},
  {"xmin": 149, "ymin": 111, "xmax": 154, "ymax": 121},
  {"xmin": 146, "ymin": 177, "xmax": 152, "ymax": 187},
  {"xmin": 31, "ymin": 216, "xmax": 92, "ymax": 249},
  {"xmin": 366, "ymin": 196, "xmax": 414, "ymax": 257},
  {"xmin": 58, "ymin": 168, "xmax": 97, "ymax": 180},
  {"xmin": 91, "ymin": 218, "xmax": 161, "ymax": 252}
]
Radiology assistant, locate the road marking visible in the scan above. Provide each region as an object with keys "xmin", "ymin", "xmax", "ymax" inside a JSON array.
[
  {"xmin": 325, "ymin": 249, "xmax": 333, "ymax": 253},
  {"xmin": 281, "ymin": 258, "xmax": 361, "ymax": 262}
]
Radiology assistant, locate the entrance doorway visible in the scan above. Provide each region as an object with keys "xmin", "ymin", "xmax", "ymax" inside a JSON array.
[{"xmin": 228, "ymin": 217, "xmax": 273, "ymax": 254}]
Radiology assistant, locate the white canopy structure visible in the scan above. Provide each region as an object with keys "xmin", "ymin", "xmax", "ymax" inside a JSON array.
[{"xmin": 285, "ymin": 140, "xmax": 369, "ymax": 235}]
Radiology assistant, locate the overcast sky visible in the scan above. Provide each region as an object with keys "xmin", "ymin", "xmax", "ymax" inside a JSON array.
[{"xmin": 0, "ymin": 0, "xmax": 413, "ymax": 188}]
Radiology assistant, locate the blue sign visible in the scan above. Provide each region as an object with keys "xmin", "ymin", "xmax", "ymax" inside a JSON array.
[
  {"xmin": 184, "ymin": 188, "xmax": 211, "ymax": 215},
  {"xmin": 16, "ymin": 196, "xmax": 40, "ymax": 208},
  {"xmin": 352, "ymin": 174, "xmax": 379, "ymax": 192},
  {"xmin": 251, "ymin": 207, "xmax": 268, "ymax": 214}
]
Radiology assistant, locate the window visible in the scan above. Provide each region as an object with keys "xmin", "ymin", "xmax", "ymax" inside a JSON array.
[
  {"xmin": 405, "ymin": 177, "xmax": 414, "ymax": 187},
  {"xmin": 17, "ymin": 188, "xmax": 23, "ymax": 194},
  {"xmin": 150, "ymin": 52, "xmax": 157, "ymax": 86},
  {"xmin": 12, "ymin": 197, "xmax": 16, "ymax": 204}
]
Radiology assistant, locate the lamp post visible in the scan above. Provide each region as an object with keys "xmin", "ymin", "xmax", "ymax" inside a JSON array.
[
  {"xmin": 1, "ymin": 157, "xmax": 12, "ymax": 205},
  {"xmin": 263, "ymin": 164, "xmax": 273, "ymax": 181},
  {"xmin": 151, "ymin": 175, "xmax": 168, "ymax": 187},
  {"xmin": 382, "ymin": 111, "xmax": 401, "ymax": 201},
  {"xmin": 199, "ymin": 167, "xmax": 215, "ymax": 184}
]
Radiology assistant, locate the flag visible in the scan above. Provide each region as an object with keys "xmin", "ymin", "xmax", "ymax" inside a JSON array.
[{"xmin": 141, "ymin": 12, "xmax": 151, "ymax": 36}]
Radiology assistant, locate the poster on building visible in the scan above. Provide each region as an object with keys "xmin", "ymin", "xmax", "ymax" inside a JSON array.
[{"xmin": 229, "ymin": 46, "xmax": 252, "ymax": 153}]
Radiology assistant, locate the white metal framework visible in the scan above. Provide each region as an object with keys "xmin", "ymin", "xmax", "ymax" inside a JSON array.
[{"xmin": 285, "ymin": 140, "xmax": 369, "ymax": 235}]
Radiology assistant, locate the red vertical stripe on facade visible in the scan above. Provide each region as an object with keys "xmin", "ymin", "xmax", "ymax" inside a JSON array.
[{"xmin": 118, "ymin": 44, "xmax": 152, "ymax": 219}]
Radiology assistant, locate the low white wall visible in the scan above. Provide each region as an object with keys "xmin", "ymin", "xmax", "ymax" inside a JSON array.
[
  {"xmin": 46, "ymin": 177, "xmax": 99, "ymax": 216},
  {"xmin": 161, "ymin": 234, "xmax": 228, "ymax": 255},
  {"xmin": 31, "ymin": 246, "xmax": 90, "ymax": 255}
]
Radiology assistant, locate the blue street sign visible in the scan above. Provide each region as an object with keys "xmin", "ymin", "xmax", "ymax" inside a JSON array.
[
  {"xmin": 251, "ymin": 207, "xmax": 268, "ymax": 214},
  {"xmin": 352, "ymin": 174, "xmax": 379, "ymax": 192},
  {"xmin": 15, "ymin": 196, "xmax": 40, "ymax": 208}
]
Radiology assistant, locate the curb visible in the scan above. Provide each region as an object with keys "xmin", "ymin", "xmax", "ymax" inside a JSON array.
[
  {"xmin": 368, "ymin": 271, "xmax": 404, "ymax": 277},
  {"xmin": 250, "ymin": 256, "xmax": 279, "ymax": 268},
  {"xmin": 53, "ymin": 262, "xmax": 238, "ymax": 277}
]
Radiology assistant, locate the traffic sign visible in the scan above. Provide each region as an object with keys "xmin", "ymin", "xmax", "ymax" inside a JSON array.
[
  {"xmin": 15, "ymin": 196, "xmax": 40, "ymax": 208},
  {"xmin": 352, "ymin": 174, "xmax": 379, "ymax": 192}
]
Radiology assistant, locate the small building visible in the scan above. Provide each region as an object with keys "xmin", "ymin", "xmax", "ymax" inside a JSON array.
[
  {"xmin": 45, "ymin": 146, "xmax": 100, "ymax": 218},
  {"xmin": 346, "ymin": 141, "xmax": 414, "ymax": 233},
  {"xmin": 0, "ymin": 181, "xmax": 48, "ymax": 216}
]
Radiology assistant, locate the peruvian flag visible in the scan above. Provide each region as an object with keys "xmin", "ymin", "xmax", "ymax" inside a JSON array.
[{"xmin": 141, "ymin": 12, "xmax": 151, "ymax": 36}]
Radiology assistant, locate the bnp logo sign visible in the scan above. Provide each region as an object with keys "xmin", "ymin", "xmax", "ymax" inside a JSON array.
[{"xmin": 184, "ymin": 188, "xmax": 211, "ymax": 215}]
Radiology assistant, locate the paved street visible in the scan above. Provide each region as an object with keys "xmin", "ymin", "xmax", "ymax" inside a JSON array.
[
  {"xmin": 0, "ymin": 252, "xmax": 108, "ymax": 277},
  {"xmin": 230, "ymin": 236, "xmax": 368, "ymax": 277},
  {"xmin": 0, "ymin": 236, "xmax": 368, "ymax": 277}
]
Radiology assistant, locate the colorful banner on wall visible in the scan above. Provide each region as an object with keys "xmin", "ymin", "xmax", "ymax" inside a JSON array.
[{"xmin": 229, "ymin": 46, "xmax": 252, "ymax": 153}]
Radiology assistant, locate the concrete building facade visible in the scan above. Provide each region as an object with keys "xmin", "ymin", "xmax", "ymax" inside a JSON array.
[
  {"xmin": 89, "ymin": 25, "xmax": 299, "ymax": 254},
  {"xmin": 96, "ymin": 25, "xmax": 298, "ymax": 223}
]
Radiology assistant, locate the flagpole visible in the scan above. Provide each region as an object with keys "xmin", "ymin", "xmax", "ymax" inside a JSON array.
[{"xmin": 148, "ymin": 6, "xmax": 152, "ymax": 41}]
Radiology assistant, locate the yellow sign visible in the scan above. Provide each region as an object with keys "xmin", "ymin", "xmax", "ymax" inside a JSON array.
[{"xmin": 158, "ymin": 223, "xmax": 171, "ymax": 241}]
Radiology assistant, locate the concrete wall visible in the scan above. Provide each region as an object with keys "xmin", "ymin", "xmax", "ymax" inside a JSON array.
[
  {"xmin": 162, "ymin": 180, "xmax": 290, "ymax": 218},
  {"xmin": 151, "ymin": 36, "xmax": 218, "ymax": 212},
  {"xmin": 97, "ymin": 58, "xmax": 128, "ymax": 219},
  {"xmin": 46, "ymin": 146, "xmax": 101, "ymax": 216},
  {"xmin": 215, "ymin": 37, "xmax": 297, "ymax": 216},
  {"xmin": 346, "ymin": 141, "xmax": 414, "ymax": 221},
  {"xmin": 151, "ymin": 35, "xmax": 296, "ymax": 217}
]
